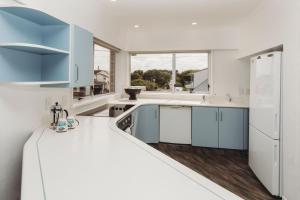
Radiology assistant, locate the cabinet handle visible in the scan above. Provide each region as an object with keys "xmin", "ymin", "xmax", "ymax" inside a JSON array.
[
  {"xmin": 220, "ymin": 112, "xmax": 223, "ymax": 121},
  {"xmin": 215, "ymin": 111, "xmax": 218, "ymax": 121},
  {"xmin": 274, "ymin": 144, "xmax": 278, "ymax": 165},
  {"xmin": 76, "ymin": 64, "xmax": 79, "ymax": 82},
  {"xmin": 129, "ymin": 122, "xmax": 135, "ymax": 129}
]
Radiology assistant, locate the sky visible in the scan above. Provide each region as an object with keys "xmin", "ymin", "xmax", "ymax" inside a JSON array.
[
  {"xmin": 94, "ymin": 44, "xmax": 110, "ymax": 71},
  {"xmin": 93, "ymin": 47, "xmax": 209, "ymax": 73},
  {"xmin": 131, "ymin": 53, "xmax": 208, "ymax": 73}
]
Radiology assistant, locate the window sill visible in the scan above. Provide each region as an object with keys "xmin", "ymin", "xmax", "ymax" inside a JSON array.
[
  {"xmin": 137, "ymin": 91, "xmax": 210, "ymax": 101},
  {"xmin": 139, "ymin": 91, "xmax": 209, "ymax": 96},
  {"xmin": 72, "ymin": 93, "xmax": 119, "ymax": 109}
]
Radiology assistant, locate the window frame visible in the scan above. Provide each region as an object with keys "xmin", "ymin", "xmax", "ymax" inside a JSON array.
[
  {"xmin": 129, "ymin": 50, "xmax": 212, "ymax": 94},
  {"xmin": 93, "ymin": 38, "xmax": 117, "ymax": 95}
]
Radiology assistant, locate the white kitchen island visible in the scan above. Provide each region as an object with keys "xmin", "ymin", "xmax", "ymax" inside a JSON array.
[{"xmin": 22, "ymin": 100, "xmax": 247, "ymax": 200}]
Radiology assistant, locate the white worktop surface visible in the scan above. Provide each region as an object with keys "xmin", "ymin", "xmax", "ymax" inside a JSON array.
[
  {"xmin": 109, "ymin": 98, "xmax": 249, "ymax": 108},
  {"xmin": 22, "ymin": 100, "xmax": 246, "ymax": 200}
]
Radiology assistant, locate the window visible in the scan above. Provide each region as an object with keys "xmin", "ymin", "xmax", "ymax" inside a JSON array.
[
  {"xmin": 130, "ymin": 52, "xmax": 209, "ymax": 93},
  {"xmin": 175, "ymin": 53, "xmax": 209, "ymax": 93},
  {"xmin": 131, "ymin": 54, "xmax": 173, "ymax": 92},
  {"xmin": 73, "ymin": 38, "xmax": 117, "ymax": 100},
  {"xmin": 93, "ymin": 44, "xmax": 112, "ymax": 95}
]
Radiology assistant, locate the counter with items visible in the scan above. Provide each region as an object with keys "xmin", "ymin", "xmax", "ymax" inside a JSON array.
[{"xmin": 21, "ymin": 99, "xmax": 247, "ymax": 200}]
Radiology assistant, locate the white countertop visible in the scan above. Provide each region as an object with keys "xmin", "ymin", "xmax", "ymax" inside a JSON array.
[
  {"xmin": 109, "ymin": 98, "xmax": 249, "ymax": 108},
  {"xmin": 22, "ymin": 100, "xmax": 246, "ymax": 200}
]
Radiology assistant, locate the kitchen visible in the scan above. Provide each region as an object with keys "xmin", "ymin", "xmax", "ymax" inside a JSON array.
[{"xmin": 0, "ymin": 1, "xmax": 299, "ymax": 200}]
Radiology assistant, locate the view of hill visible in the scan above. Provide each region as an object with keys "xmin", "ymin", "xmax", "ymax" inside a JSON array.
[{"xmin": 131, "ymin": 69, "xmax": 201, "ymax": 91}]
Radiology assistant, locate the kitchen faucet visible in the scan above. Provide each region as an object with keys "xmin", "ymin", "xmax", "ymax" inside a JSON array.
[{"xmin": 226, "ymin": 94, "xmax": 232, "ymax": 102}]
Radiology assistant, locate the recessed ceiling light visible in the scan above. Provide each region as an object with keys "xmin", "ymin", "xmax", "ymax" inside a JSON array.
[
  {"xmin": 111, "ymin": 0, "xmax": 117, "ymax": 2},
  {"xmin": 192, "ymin": 22, "xmax": 198, "ymax": 26},
  {"xmin": 134, "ymin": 25, "xmax": 140, "ymax": 28}
]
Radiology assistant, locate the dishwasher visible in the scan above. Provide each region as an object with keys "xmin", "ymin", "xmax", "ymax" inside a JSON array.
[{"xmin": 160, "ymin": 105, "xmax": 192, "ymax": 144}]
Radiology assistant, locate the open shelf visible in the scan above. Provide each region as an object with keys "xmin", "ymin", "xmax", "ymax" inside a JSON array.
[
  {"xmin": 0, "ymin": 6, "xmax": 67, "ymax": 25},
  {"xmin": 0, "ymin": 43, "xmax": 69, "ymax": 55},
  {"xmin": 0, "ymin": 7, "xmax": 71, "ymax": 84},
  {"xmin": 10, "ymin": 81, "xmax": 70, "ymax": 85}
]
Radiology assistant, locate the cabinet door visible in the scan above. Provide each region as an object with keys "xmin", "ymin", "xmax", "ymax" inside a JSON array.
[
  {"xmin": 70, "ymin": 25, "xmax": 93, "ymax": 87},
  {"xmin": 219, "ymin": 108, "xmax": 244, "ymax": 150},
  {"xmin": 135, "ymin": 105, "xmax": 159, "ymax": 143},
  {"xmin": 192, "ymin": 107, "xmax": 219, "ymax": 148}
]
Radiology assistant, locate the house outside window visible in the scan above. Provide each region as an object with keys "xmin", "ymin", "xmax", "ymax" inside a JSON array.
[{"xmin": 93, "ymin": 44, "xmax": 111, "ymax": 95}]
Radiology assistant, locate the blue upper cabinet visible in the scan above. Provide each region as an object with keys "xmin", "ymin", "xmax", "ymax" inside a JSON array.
[
  {"xmin": 69, "ymin": 25, "xmax": 93, "ymax": 87},
  {"xmin": 192, "ymin": 107, "xmax": 219, "ymax": 148},
  {"xmin": 0, "ymin": 7, "xmax": 94, "ymax": 86},
  {"xmin": 135, "ymin": 105, "xmax": 160, "ymax": 144},
  {"xmin": 0, "ymin": 7, "xmax": 70, "ymax": 84},
  {"xmin": 218, "ymin": 108, "xmax": 244, "ymax": 150}
]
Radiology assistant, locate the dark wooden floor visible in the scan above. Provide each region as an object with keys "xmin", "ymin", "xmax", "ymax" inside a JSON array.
[{"xmin": 149, "ymin": 143, "xmax": 280, "ymax": 200}]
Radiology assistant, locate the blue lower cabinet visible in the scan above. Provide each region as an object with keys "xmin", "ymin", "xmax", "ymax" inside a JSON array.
[
  {"xmin": 135, "ymin": 105, "xmax": 159, "ymax": 144},
  {"xmin": 192, "ymin": 107, "xmax": 219, "ymax": 148},
  {"xmin": 219, "ymin": 108, "xmax": 244, "ymax": 150}
]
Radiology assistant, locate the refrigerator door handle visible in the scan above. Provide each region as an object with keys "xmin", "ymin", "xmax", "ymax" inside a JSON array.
[
  {"xmin": 274, "ymin": 113, "xmax": 278, "ymax": 134},
  {"xmin": 274, "ymin": 144, "xmax": 278, "ymax": 166}
]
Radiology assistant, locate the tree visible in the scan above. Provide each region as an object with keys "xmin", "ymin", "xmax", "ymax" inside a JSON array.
[
  {"xmin": 131, "ymin": 79, "xmax": 157, "ymax": 91},
  {"xmin": 177, "ymin": 70, "xmax": 199, "ymax": 89},
  {"xmin": 143, "ymin": 69, "xmax": 171, "ymax": 89},
  {"xmin": 131, "ymin": 70, "xmax": 144, "ymax": 80}
]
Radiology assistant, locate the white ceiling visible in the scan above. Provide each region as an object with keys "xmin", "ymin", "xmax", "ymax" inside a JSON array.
[{"xmin": 100, "ymin": 0, "xmax": 264, "ymax": 29}]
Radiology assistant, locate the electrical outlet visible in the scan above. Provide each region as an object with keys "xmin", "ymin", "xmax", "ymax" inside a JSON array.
[
  {"xmin": 246, "ymin": 88, "xmax": 250, "ymax": 95},
  {"xmin": 239, "ymin": 88, "xmax": 245, "ymax": 96}
]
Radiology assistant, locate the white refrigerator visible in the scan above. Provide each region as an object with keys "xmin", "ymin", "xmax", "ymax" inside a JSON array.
[{"xmin": 249, "ymin": 51, "xmax": 281, "ymax": 196}]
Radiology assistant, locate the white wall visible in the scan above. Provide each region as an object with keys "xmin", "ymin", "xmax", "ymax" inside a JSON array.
[
  {"xmin": 123, "ymin": 27, "xmax": 240, "ymax": 52},
  {"xmin": 238, "ymin": 0, "xmax": 284, "ymax": 58},
  {"xmin": 0, "ymin": 85, "xmax": 71, "ymax": 200},
  {"xmin": 239, "ymin": 0, "xmax": 300, "ymax": 199},
  {"xmin": 115, "ymin": 51, "xmax": 130, "ymax": 94},
  {"xmin": 212, "ymin": 50, "xmax": 250, "ymax": 97}
]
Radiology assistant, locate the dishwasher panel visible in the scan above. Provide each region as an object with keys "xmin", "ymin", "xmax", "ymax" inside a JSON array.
[{"xmin": 160, "ymin": 106, "xmax": 192, "ymax": 144}]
